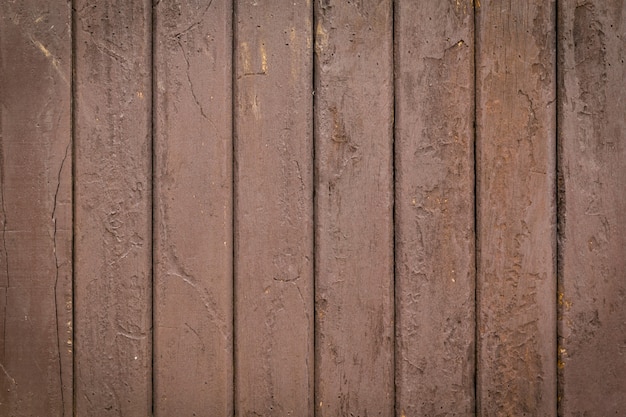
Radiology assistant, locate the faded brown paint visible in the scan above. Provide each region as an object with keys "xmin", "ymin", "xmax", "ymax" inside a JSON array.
[
  {"xmin": 3, "ymin": 1, "xmax": 626, "ymax": 414},
  {"xmin": 153, "ymin": 0, "xmax": 234, "ymax": 415},
  {"xmin": 0, "ymin": 1, "xmax": 73, "ymax": 415},
  {"xmin": 558, "ymin": 1, "xmax": 626, "ymax": 415},
  {"xmin": 314, "ymin": 0, "xmax": 394, "ymax": 415},
  {"xmin": 476, "ymin": 1, "xmax": 557, "ymax": 416},
  {"xmin": 395, "ymin": 1, "xmax": 475, "ymax": 415},
  {"xmin": 74, "ymin": 1, "xmax": 152, "ymax": 415},
  {"xmin": 234, "ymin": 0, "xmax": 314, "ymax": 415}
]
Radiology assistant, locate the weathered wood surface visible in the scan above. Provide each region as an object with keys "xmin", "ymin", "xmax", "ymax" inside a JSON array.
[
  {"xmin": 74, "ymin": 1, "xmax": 152, "ymax": 415},
  {"xmin": 558, "ymin": 1, "xmax": 626, "ymax": 415},
  {"xmin": 476, "ymin": 1, "xmax": 557, "ymax": 415},
  {"xmin": 4, "ymin": 1, "xmax": 626, "ymax": 414},
  {"xmin": 153, "ymin": 1, "xmax": 234, "ymax": 415},
  {"xmin": 0, "ymin": 1, "xmax": 72, "ymax": 415},
  {"xmin": 394, "ymin": 1, "xmax": 475, "ymax": 415},
  {"xmin": 233, "ymin": 0, "xmax": 314, "ymax": 415},
  {"xmin": 314, "ymin": 1, "xmax": 394, "ymax": 415}
]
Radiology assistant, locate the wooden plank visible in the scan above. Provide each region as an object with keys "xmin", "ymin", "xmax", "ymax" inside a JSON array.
[
  {"xmin": 394, "ymin": 1, "xmax": 475, "ymax": 415},
  {"xmin": 233, "ymin": 0, "xmax": 314, "ymax": 414},
  {"xmin": 314, "ymin": 1, "xmax": 394, "ymax": 415},
  {"xmin": 557, "ymin": 2, "xmax": 626, "ymax": 414},
  {"xmin": 0, "ymin": 1, "xmax": 72, "ymax": 415},
  {"xmin": 74, "ymin": 1, "xmax": 152, "ymax": 415},
  {"xmin": 153, "ymin": 0, "xmax": 233, "ymax": 415},
  {"xmin": 475, "ymin": 1, "xmax": 557, "ymax": 415}
]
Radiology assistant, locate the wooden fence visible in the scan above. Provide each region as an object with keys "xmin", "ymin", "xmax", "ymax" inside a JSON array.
[{"xmin": 1, "ymin": 0, "xmax": 624, "ymax": 416}]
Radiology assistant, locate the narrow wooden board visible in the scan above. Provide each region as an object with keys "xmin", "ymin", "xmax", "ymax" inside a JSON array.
[
  {"xmin": 394, "ymin": 2, "xmax": 475, "ymax": 415},
  {"xmin": 233, "ymin": 0, "xmax": 314, "ymax": 414},
  {"xmin": 558, "ymin": 2, "xmax": 626, "ymax": 414},
  {"xmin": 314, "ymin": 1, "xmax": 394, "ymax": 415},
  {"xmin": 475, "ymin": 1, "xmax": 557, "ymax": 415},
  {"xmin": 0, "ymin": 1, "xmax": 72, "ymax": 415},
  {"xmin": 153, "ymin": 0, "xmax": 233, "ymax": 415},
  {"xmin": 74, "ymin": 1, "xmax": 152, "ymax": 415}
]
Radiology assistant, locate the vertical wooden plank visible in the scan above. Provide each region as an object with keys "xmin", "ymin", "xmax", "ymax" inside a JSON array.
[
  {"xmin": 234, "ymin": 0, "xmax": 314, "ymax": 415},
  {"xmin": 314, "ymin": 1, "xmax": 394, "ymax": 415},
  {"xmin": 74, "ymin": 1, "xmax": 152, "ymax": 415},
  {"xmin": 476, "ymin": 1, "xmax": 557, "ymax": 415},
  {"xmin": 0, "ymin": 1, "xmax": 72, "ymax": 415},
  {"xmin": 558, "ymin": 2, "xmax": 626, "ymax": 414},
  {"xmin": 153, "ymin": 0, "xmax": 233, "ymax": 415},
  {"xmin": 394, "ymin": 1, "xmax": 475, "ymax": 415}
]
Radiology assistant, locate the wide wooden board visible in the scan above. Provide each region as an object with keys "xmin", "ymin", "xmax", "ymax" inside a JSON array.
[
  {"xmin": 558, "ymin": 1, "xmax": 626, "ymax": 414},
  {"xmin": 314, "ymin": 1, "xmax": 394, "ymax": 415},
  {"xmin": 394, "ymin": 1, "xmax": 475, "ymax": 415},
  {"xmin": 233, "ymin": 0, "xmax": 314, "ymax": 414},
  {"xmin": 153, "ymin": 0, "xmax": 234, "ymax": 415},
  {"xmin": 74, "ymin": 1, "xmax": 152, "ymax": 415},
  {"xmin": 0, "ymin": 1, "xmax": 72, "ymax": 415},
  {"xmin": 475, "ymin": 1, "xmax": 557, "ymax": 415}
]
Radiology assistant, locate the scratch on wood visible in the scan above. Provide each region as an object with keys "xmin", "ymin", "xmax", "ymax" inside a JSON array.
[
  {"xmin": 0, "ymin": 363, "xmax": 16, "ymax": 385},
  {"xmin": 28, "ymin": 35, "xmax": 68, "ymax": 84}
]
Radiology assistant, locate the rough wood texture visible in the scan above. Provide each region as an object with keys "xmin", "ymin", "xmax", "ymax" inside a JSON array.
[
  {"xmin": 476, "ymin": 1, "xmax": 557, "ymax": 416},
  {"xmin": 153, "ymin": 1, "xmax": 233, "ymax": 415},
  {"xmin": 74, "ymin": 1, "xmax": 152, "ymax": 415},
  {"xmin": 0, "ymin": 1, "xmax": 72, "ymax": 415},
  {"xmin": 233, "ymin": 0, "xmax": 314, "ymax": 414},
  {"xmin": 314, "ymin": 1, "xmax": 394, "ymax": 415},
  {"xmin": 394, "ymin": 2, "xmax": 475, "ymax": 415},
  {"xmin": 558, "ymin": 2, "xmax": 626, "ymax": 415}
]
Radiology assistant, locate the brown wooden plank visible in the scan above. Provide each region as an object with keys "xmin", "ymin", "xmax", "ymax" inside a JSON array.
[
  {"xmin": 557, "ymin": 2, "xmax": 626, "ymax": 414},
  {"xmin": 153, "ymin": 0, "xmax": 233, "ymax": 415},
  {"xmin": 314, "ymin": 1, "xmax": 394, "ymax": 415},
  {"xmin": 475, "ymin": 1, "xmax": 557, "ymax": 415},
  {"xmin": 0, "ymin": 2, "xmax": 72, "ymax": 415},
  {"xmin": 394, "ymin": 2, "xmax": 475, "ymax": 415},
  {"xmin": 74, "ymin": 1, "xmax": 152, "ymax": 415},
  {"xmin": 233, "ymin": 0, "xmax": 314, "ymax": 414}
]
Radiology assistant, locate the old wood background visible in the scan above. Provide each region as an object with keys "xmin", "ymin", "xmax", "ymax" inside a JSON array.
[{"xmin": 0, "ymin": 0, "xmax": 624, "ymax": 416}]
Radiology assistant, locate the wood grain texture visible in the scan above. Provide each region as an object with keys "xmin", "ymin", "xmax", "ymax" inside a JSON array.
[
  {"xmin": 314, "ymin": 1, "xmax": 394, "ymax": 415},
  {"xmin": 233, "ymin": 0, "xmax": 314, "ymax": 415},
  {"xmin": 394, "ymin": 1, "xmax": 475, "ymax": 415},
  {"xmin": 74, "ymin": 1, "xmax": 152, "ymax": 415},
  {"xmin": 475, "ymin": 1, "xmax": 557, "ymax": 416},
  {"xmin": 153, "ymin": 1, "xmax": 233, "ymax": 415},
  {"xmin": 0, "ymin": 1, "xmax": 72, "ymax": 415},
  {"xmin": 558, "ymin": 2, "xmax": 626, "ymax": 415}
]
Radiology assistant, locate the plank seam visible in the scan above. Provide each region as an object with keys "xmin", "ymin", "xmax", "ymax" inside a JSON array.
[
  {"xmin": 150, "ymin": 0, "xmax": 156, "ymax": 415},
  {"xmin": 312, "ymin": 2, "xmax": 318, "ymax": 415},
  {"xmin": 391, "ymin": 1, "xmax": 397, "ymax": 416},
  {"xmin": 311, "ymin": 0, "xmax": 318, "ymax": 415},
  {"xmin": 555, "ymin": 1, "xmax": 562, "ymax": 415},
  {"xmin": 472, "ymin": 1, "xmax": 479, "ymax": 415},
  {"xmin": 70, "ymin": 0, "xmax": 77, "ymax": 414},
  {"xmin": 231, "ymin": 1, "xmax": 238, "ymax": 414}
]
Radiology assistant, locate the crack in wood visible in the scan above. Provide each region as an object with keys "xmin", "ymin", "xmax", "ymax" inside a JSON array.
[{"xmin": 51, "ymin": 139, "xmax": 71, "ymax": 417}]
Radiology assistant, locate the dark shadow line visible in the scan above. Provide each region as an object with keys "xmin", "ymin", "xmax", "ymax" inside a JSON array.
[
  {"xmin": 312, "ymin": 2, "xmax": 318, "ymax": 415},
  {"xmin": 311, "ymin": 1, "xmax": 317, "ymax": 415},
  {"xmin": 555, "ymin": 1, "xmax": 563, "ymax": 415},
  {"xmin": 150, "ymin": 0, "xmax": 156, "ymax": 415},
  {"xmin": 70, "ymin": 0, "xmax": 77, "ymax": 415},
  {"xmin": 231, "ymin": 1, "xmax": 238, "ymax": 414},
  {"xmin": 473, "ymin": 2, "xmax": 480, "ymax": 416},
  {"xmin": 391, "ymin": 0, "xmax": 398, "ymax": 415}
]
